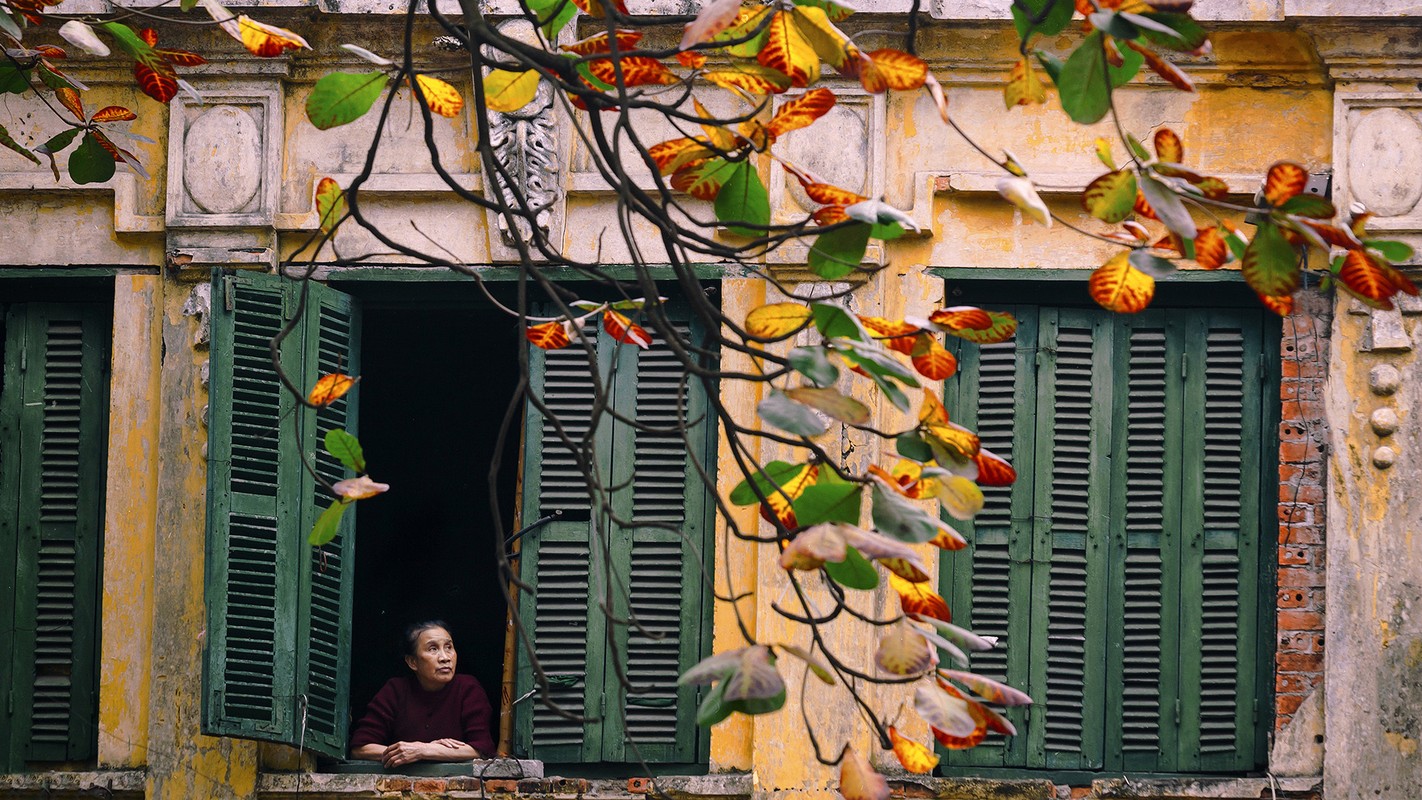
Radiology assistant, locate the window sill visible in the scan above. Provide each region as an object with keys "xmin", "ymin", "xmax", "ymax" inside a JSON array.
[
  {"xmin": 893, "ymin": 775, "xmax": 1323, "ymax": 799},
  {"xmin": 0, "ymin": 769, "xmax": 146, "ymax": 799},
  {"xmin": 259, "ymin": 771, "xmax": 752, "ymax": 799}
]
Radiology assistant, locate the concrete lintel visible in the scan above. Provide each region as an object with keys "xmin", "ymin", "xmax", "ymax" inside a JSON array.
[{"xmin": 1091, "ymin": 775, "xmax": 1322, "ymax": 798}]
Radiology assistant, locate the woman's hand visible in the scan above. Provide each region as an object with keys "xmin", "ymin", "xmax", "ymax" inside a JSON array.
[
  {"xmin": 433, "ymin": 738, "xmax": 466, "ymax": 749},
  {"xmin": 381, "ymin": 741, "xmax": 434, "ymax": 767}
]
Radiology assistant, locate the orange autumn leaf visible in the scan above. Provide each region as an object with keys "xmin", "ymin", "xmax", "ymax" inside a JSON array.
[
  {"xmin": 91, "ymin": 105, "xmax": 138, "ymax": 123},
  {"xmin": 1338, "ymin": 250, "xmax": 1416, "ymax": 309},
  {"xmin": 588, "ymin": 57, "xmax": 680, "ymax": 87},
  {"xmin": 803, "ymin": 181, "xmax": 867, "ymax": 207},
  {"xmin": 236, "ymin": 15, "xmax": 310, "ymax": 57},
  {"xmin": 890, "ymin": 571, "xmax": 952, "ymax": 622},
  {"xmin": 309, "ymin": 373, "xmax": 357, "ymax": 407},
  {"xmin": 1003, "ymin": 55, "xmax": 1045, "ymax": 108},
  {"xmin": 888, "ymin": 727, "xmax": 939, "ymax": 773},
  {"xmin": 839, "ymin": 747, "xmax": 889, "ymax": 800},
  {"xmin": 930, "ymin": 683, "xmax": 989, "ymax": 750},
  {"xmin": 880, "ymin": 557, "xmax": 931, "ymax": 583},
  {"xmin": 923, "ymin": 421, "xmax": 979, "ymax": 459},
  {"xmin": 413, "ymin": 74, "xmax": 464, "ymax": 117},
  {"xmin": 1089, "ymin": 251, "xmax": 1155, "ymax": 314},
  {"xmin": 929, "ymin": 307, "xmax": 1017, "ymax": 344},
  {"xmin": 853, "ymin": 48, "xmax": 928, "ymax": 94},
  {"xmin": 857, "ymin": 315, "xmax": 919, "ymax": 354},
  {"xmin": 757, "ymin": 10, "xmax": 820, "ymax": 88},
  {"xmin": 649, "ymin": 137, "xmax": 714, "ymax": 176},
  {"xmin": 571, "ymin": 0, "xmax": 628, "ymax": 17},
  {"xmin": 1129, "ymin": 41, "xmax": 1194, "ymax": 92},
  {"xmin": 928, "ymin": 527, "xmax": 968, "ymax": 550},
  {"xmin": 1264, "ymin": 162, "xmax": 1308, "ymax": 206},
  {"xmin": 918, "ymin": 388, "xmax": 949, "ymax": 426},
  {"xmin": 973, "ymin": 448, "xmax": 1017, "ymax": 487},
  {"xmin": 677, "ymin": 50, "xmax": 708, "ymax": 69},
  {"xmin": 1257, "ymin": 293, "xmax": 1295, "ymax": 316},
  {"xmin": 766, "ymin": 87, "xmax": 836, "ymax": 139},
  {"xmin": 1153, "ymin": 127, "xmax": 1184, "ymax": 163},
  {"xmin": 813, "ymin": 205, "xmax": 850, "ymax": 225},
  {"xmin": 561, "ymin": 29, "xmax": 642, "ymax": 55},
  {"xmin": 911, "ymin": 334, "xmax": 958, "ymax": 381},
  {"xmin": 929, "ymin": 306, "xmax": 991, "ymax": 332},
  {"xmin": 1194, "ymin": 226, "xmax": 1229, "ymax": 270},
  {"xmin": 602, "ymin": 309, "xmax": 653, "ymax": 348},
  {"xmin": 526, "ymin": 321, "xmax": 571, "ymax": 350},
  {"xmin": 55, "ymin": 87, "xmax": 84, "ymax": 121}
]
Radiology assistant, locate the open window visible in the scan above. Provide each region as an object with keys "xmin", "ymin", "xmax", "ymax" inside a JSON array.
[
  {"xmin": 939, "ymin": 285, "xmax": 1277, "ymax": 776},
  {"xmin": 202, "ymin": 274, "xmax": 718, "ymax": 766},
  {"xmin": 0, "ymin": 294, "xmax": 110, "ymax": 770}
]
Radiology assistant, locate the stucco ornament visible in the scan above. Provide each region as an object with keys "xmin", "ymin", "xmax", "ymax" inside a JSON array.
[{"xmin": 484, "ymin": 20, "xmax": 559, "ymax": 247}]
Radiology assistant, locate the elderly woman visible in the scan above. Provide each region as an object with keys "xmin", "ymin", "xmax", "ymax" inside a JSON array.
[{"xmin": 350, "ymin": 621, "xmax": 497, "ymax": 767}]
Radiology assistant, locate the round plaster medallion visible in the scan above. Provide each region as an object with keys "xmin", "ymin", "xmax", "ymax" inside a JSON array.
[
  {"xmin": 1373, "ymin": 445, "xmax": 1397, "ymax": 470},
  {"xmin": 183, "ymin": 105, "xmax": 262, "ymax": 215},
  {"xmin": 1371, "ymin": 407, "xmax": 1399, "ymax": 436},
  {"xmin": 781, "ymin": 104, "xmax": 868, "ymax": 212},
  {"xmin": 1369, "ymin": 364, "xmax": 1402, "ymax": 396},
  {"xmin": 1349, "ymin": 108, "xmax": 1422, "ymax": 217}
]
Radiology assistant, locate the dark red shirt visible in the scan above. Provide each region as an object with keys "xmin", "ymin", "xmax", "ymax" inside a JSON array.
[{"xmin": 349, "ymin": 674, "xmax": 496, "ymax": 757}]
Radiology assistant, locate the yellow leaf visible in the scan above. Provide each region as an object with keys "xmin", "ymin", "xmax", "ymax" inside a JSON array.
[
  {"xmin": 694, "ymin": 98, "xmax": 736, "ymax": 151},
  {"xmin": 791, "ymin": 5, "xmax": 855, "ymax": 70},
  {"xmin": 933, "ymin": 475, "xmax": 984, "ymax": 521},
  {"xmin": 839, "ymin": 747, "xmax": 889, "ymax": 800},
  {"xmin": 309, "ymin": 373, "xmax": 357, "ymax": 406},
  {"xmin": 757, "ymin": 10, "xmax": 820, "ymax": 88},
  {"xmin": 1004, "ymin": 56, "xmax": 1045, "ymax": 108},
  {"xmin": 1089, "ymin": 251, "xmax": 1155, "ymax": 313},
  {"xmin": 236, "ymin": 15, "xmax": 310, "ymax": 57},
  {"xmin": 484, "ymin": 69, "xmax": 540, "ymax": 113},
  {"xmin": 414, "ymin": 74, "xmax": 464, "ymax": 118},
  {"xmin": 745, "ymin": 302, "xmax": 812, "ymax": 339},
  {"xmin": 889, "ymin": 726, "xmax": 940, "ymax": 773}
]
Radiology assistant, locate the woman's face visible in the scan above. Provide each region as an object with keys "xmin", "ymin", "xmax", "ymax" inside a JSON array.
[{"xmin": 406, "ymin": 626, "xmax": 457, "ymax": 691}]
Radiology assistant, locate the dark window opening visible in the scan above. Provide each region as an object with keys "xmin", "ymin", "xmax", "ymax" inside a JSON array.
[{"xmin": 349, "ymin": 304, "xmax": 523, "ymax": 749}]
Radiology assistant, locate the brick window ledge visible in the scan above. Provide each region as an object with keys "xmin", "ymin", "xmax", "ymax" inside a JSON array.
[{"xmin": 0, "ymin": 769, "xmax": 146, "ymax": 799}]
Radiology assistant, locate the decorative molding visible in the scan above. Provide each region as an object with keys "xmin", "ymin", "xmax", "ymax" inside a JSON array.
[
  {"xmin": 0, "ymin": 172, "xmax": 163, "ymax": 233},
  {"xmin": 166, "ymin": 82, "xmax": 282, "ymax": 228},
  {"xmin": 274, "ymin": 172, "xmax": 483, "ymax": 231},
  {"xmin": 1331, "ymin": 93, "xmax": 1422, "ymax": 264},
  {"xmin": 486, "ymin": 77, "xmax": 560, "ymax": 247}
]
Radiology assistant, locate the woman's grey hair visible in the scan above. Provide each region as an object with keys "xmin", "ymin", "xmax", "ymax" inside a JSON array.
[{"xmin": 404, "ymin": 620, "xmax": 452, "ymax": 656}]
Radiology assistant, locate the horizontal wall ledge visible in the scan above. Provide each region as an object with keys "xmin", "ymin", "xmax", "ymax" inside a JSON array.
[
  {"xmin": 258, "ymin": 772, "xmax": 752, "ymax": 800},
  {"xmin": 0, "ymin": 769, "xmax": 145, "ymax": 800}
]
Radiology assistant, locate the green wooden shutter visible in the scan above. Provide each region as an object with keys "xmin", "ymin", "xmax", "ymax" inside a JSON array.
[
  {"xmin": 1029, "ymin": 309, "xmax": 1111, "ymax": 770},
  {"xmin": 0, "ymin": 303, "xmax": 108, "ymax": 768},
  {"xmin": 1176, "ymin": 309, "xmax": 1265, "ymax": 773},
  {"xmin": 517, "ymin": 306, "xmax": 714, "ymax": 764},
  {"xmin": 943, "ymin": 307, "xmax": 1037, "ymax": 769},
  {"xmin": 205, "ymin": 272, "xmax": 302, "ymax": 741},
  {"xmin": 605, "ymin": 317, "xmax": 712, "ymax": 764},
  {"xmin": 517, "ymin": 329, "xmax": 611, "ymax": 763},
  {"xmin": 295, "ymin": 282, "xmax": 362, "ymax": 757}
]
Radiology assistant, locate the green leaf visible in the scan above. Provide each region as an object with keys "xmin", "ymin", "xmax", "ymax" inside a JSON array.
[
  {"xmin": 810, "ymin": 303, "xmax": 866, "ymax": 341},
  {"xmin": 1109, "ymin": 40, "xmax": 1144, "ymax": 87},
  {"xmin": 824, "ymin": 546, "xmax": 878, "ymax": 590},
  {"xmin": 68, "ymin": 133, "xmax": 115, "ymax": 186},
  {"xmin": 315, "ymin": 177, "xmax": 348, "ymax": 235},
  {"xmin": 792, "ymin": 481, "xmax": 862, "ymax": 527},
  {"xmin": 571, "ymin": 58, "xmax": 616, "ymax": 92},
  {"xmin": 1125, "ymin": 134, "xmax": 1151, "ymax": 163},
  {"xmin": 870, "ymin": 221, "xmax": 905, "ymax": 241},
  {"xmin": 309, "ymin": 500, "xmax": 349, "ymax": 546},
  {"xmin": 808, "ymin": 222, "xmax": 872, "ymax": 279},
  {"xmin": 325, "ymin": 428, "xmax": 367, "ymax": 473},
  {"xmin": 528, "ymin": 0, "xmax": 578, "ymax": 41},
  {"xmin": 37, "ymin": 63, "xmax": 83, "ymax": 93},
  {"xmin": 730, "ymin": 461, "xmax": 808, "ymax": 506},
  {"xmin": 714, "ymin": 8, "xmax": 772, "ymax": 58},
  {"xmin": 0, "ymin": 9, "xmax": 22, "ymax": 43},
  {"xmin": 1242, "ymin": 220, "xmax": 1300, "ymax": 297},
  {"xmin": 1366, "ymin": 239, "xmax": 1415, "ymax": 263},
  {"xmin": 715, "ymin": 161, "xmax": 771, "ymax": 238},
  {"xmin": 789, "ymin": 346, "xmax": 839, "ymax": 386},
  {"xmin": 1139, "ymin": 173, "xmax": 1197, "ymax": 239},
  {"xmin": 1139, "ymin": 12, "xmax": 1209, "ymax": 53},
  {"xmin": 791, "ymin": 0, "xmax": 854, "ymax": 22},
  {"xmin": 1087, "ymin": 11, "xmax": 1140, "ymax": 40},
  {"xmin": 758, "ymin": 390, "xmax": 829, "ymax": 437},
  {"xmin": 1277, "ymin": 193, "xmax": 1335, "ymax": 219},
  {"xmin": 0, "ymin": 64, "xmax": 28, "ymax": 94},
  {"xmin": 0, "ymin": 122, "xmax": 37, "ymax": 165},
  {"xmin": 38, "ymin": 128, "xmax": 79, "ymax": 155},
  {"xmin": 896, "ymin": 433, "xmax": 934, "ymax": 462},
  {"xmin": 870, "ymin": 482, "xmax": 941, "ymax": 543},
  {"xmin": 1056, "ymin": 32, "xmax": 1111, "ymax": 124},
  {"xmin": 1034, "ymin": 50, "xmax": 1064, "ymax": 85},
  {"xmin": 1082, "ymin": 169, "xmax": 1137, "ymax": 223},
  {"xmin": 181, "ymin": 0, "xmax": 199, "ymax": 10},
  {"xmin": 306, "ymin": 71, "xmax": 389, "ymax": 131},
  {"xmin": 1012, "ymin": 0, "xmax": 1073, "ymax": 38},
  {"xmin": 696, "ymin": 680, "xmax": 735, "ymax": 727},
  {"xmin": 1224, "ymin": 228, "xmax": 1250, "ymax": 260}
]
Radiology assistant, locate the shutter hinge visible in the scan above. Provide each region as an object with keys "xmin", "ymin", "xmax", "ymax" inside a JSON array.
[
  {"xmin": 1259, "ymin": 352, "xmax": 1268, "ymax": 380},
  {"xmin": 18, "ymin": 346, "xmax": 25, "ymax": 372},
  {"xmin": 1174, "ymin": 698, "xmax": 1182, "ymax": 726},
  {"xmin": 223, "ymin": 276, "xmax": 236, "ymax": 312},
  {"xmin": 1253, "ymin": 697, "xmax": 1260, "ymax": 724},
  {"xmin": 599, "ymin": 691, "xmax": 607, "ymax": 718},
  {"xmin": 1180, "ymin": 352, "xmax": 1187, "ymax": 380},
  {"xmin": 6, "ymin": 686, "xmax": 13, "ymax": 715}
]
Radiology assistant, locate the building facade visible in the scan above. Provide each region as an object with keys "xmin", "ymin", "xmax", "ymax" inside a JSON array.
[{"xmin": 0, "ymin": 1, "xmax": 1420, "ymax": 798}]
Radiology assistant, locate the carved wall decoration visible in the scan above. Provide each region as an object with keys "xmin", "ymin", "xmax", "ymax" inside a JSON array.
[
  {"xmin": 1333, "ymin": 93, "xmax": 1422, "ymax": 264},
  {"xmin": 166, "ymin": 83, "xmax": 282, "ymax": 228},
  {"xmin": 487, "ymin": 78, "xmax": 559, "ymax": 246}
]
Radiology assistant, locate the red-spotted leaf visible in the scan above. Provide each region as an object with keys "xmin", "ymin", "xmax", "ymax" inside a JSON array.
[
  {"xmin": 1089, "ymin": 252, "xmax": 1155, "ymax": 314},
  {"xmin": 1153, "ymin": 127, "xmax": 1183, "ymax": 163},
  {"xmin": 890, "ymin": 571, "xmax": 952, "ymax": 622},
  {"xmin": 526, "ymin": 320, "xmax": 572, "ymax": 350},
  {"xmin": 91, "ymin": 105, "xmax": 137, "ymax": 123},
  {"xmin": 910, "ymin": 334, "xmax": 958, "ymax": 380},
  {"xmin": 1264, "ymin": 161, "xmax": 1308, "ymax": 206},
  {"xmin": 876, "ymin": 620, "xmax": 936, "ymax": 675},
  {"xmin": 1004, "ymin": 55, "xmax": 1045, "ymax": 108},
  {"xmin": 55, "ymin": 87, "xmax": 84, "ymax": 121},
  {"xmin": 1194, "ymin": 225, "xmax": 1229, "ymax": 269},
  {"xmin": 929, "ymin": 307, "xmax": 1017, "ymax": 344},
  {"xmin": 766, "ymin": 87, "xmax": 836, "ymax": 139},
  {"xmin": 973, "ymin": 448, "xmax": 1016, "ymax": 487},
  {"xmin": 758, "ymin": 10, "xmax": 820, "ymax": 88}
]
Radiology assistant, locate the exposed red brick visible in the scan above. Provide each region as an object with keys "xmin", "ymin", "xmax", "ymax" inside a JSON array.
[
  {"xmin": 1276, "ymin": 693, "xmax": 1306, "ymax": 717},
  {"xmin": 1278, "ymin": 566, "xmax": 1325, "ymax": 588},
  {"xmin": 376, "ymin": 777, "xmax": 413, "ymax": 792},
  {"xmin": 628, "ymin": 777, "xmax": 652, "ymax": 794},
  {"xmin": 485, "ymin": 779, "xmax": 519, "ymax": 793},
  {"xmin": 1278, "ymin": 610, "xmax": 1324, "ymax": 630},
  {"xmin": 1280, "ymin": 523, "xmax": 1324, "ymax": 545},
  {"xmin": 1278, "ymin": 652, "xmax": 1324, "ymax": 671},
  {"xmin": 413, "ymin": 779, "xmax": 448, "ymax": 794}
]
